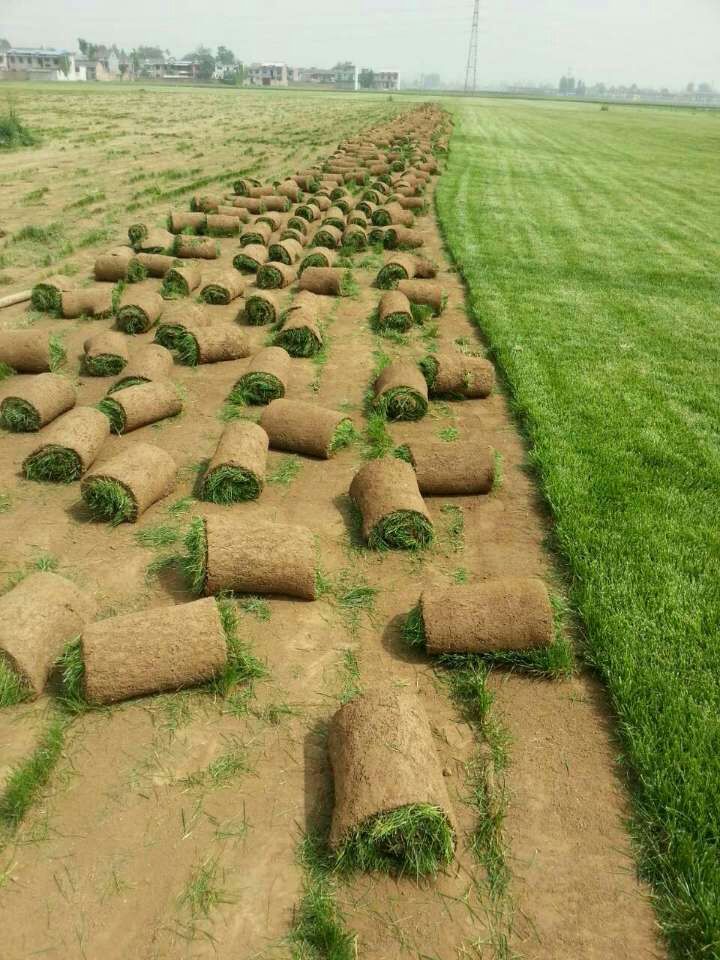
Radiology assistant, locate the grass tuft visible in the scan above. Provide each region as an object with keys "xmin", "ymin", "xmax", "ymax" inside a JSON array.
[
  {"xmin": 24, "ymin": 446, "xmax": 82, "ymax": 484},
  {"xmin": 84, "ymin": 353, "xmax": 125, "ymax": 377},
  {"xmin": 369, "ymin": 510, "xmax": 433, "ymax": 551},
  {"xmin": 375, "ymin": 386, "xmax": 427, "ymax": 422},
  {"xmin": 202, "ymin": 466, "xmax": 262, "ymax": 504},
  {"xmin": 82, "ymin": 478, "xmax": 134, "ymax": 524},
  {"xmin": 96, "ymin": 397, "xmax": 126, "ymax": 434},
  {"xmin": 0, "ymin": 716, "xmax": 66, "ymax": 829},
  {"xmin": 229, "ymin": 372, "xmax": 284, "ymax": 406},
  {"xmin": 1, "ymin": 398, "xmax": 41, "ymax": 433},
  {"xmin": 329, "ymin": 418, "xmax": 359, "ymax": 454},
  {"xmin": 0, "ymin": 659, "xmax": 31, "ymax": 709},
  {"xmin": 182, "ymin": 518, "xmax": 208, "ymax": 595},
  {"xmin": 291, "ymin": 833, "xmax": 357, "ymax": 960}
]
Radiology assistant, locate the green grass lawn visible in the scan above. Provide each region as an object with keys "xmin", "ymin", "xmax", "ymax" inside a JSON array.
[{"xmin": 436, "ymin": 97, "xmax": 720, "ymax": 959}]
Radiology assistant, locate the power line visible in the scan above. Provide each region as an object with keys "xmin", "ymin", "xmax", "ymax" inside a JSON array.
[{"xmin": 463, "ymin": 0, "xmax": 479, "ymax": 94}]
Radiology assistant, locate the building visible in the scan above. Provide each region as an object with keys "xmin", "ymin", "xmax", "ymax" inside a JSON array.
[
  {"xmin": 372, "ymin": 70, "xmax": 400, "ymax": 91},
  {"xmin": 76, "ymin": 50, "xmax": 120, "ymax": 81},
  {"xmin": 246, "ymin": 62, "xmax": 288, "ymax": 87},
  {"xmin": 1, "ymin": 48, "xmax": 85, "ymax": 81},
  {"xmin": 163, "ymin": 59, "xmax": 200, "ymax": 80}
]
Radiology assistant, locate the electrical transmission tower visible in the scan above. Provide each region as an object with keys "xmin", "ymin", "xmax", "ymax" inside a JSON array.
[{"xmin": 464, "ymin": 0, "xmax": 480, "ymax": 94}]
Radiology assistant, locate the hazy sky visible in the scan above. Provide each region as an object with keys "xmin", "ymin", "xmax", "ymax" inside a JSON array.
[{"xmin": 2, "ymin": 0, "xmax": 718, "ymax": 88}]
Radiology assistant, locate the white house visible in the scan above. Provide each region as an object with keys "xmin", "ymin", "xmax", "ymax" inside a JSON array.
[
  {"xmin": 2, "ymin": 48, "xmax": 85, "ymax": 81},
  {"xmin": 245, "ymin": 63, "xmax": 288, "ymax": 87},
  {"xmin": 373, "ymin": 70, "xmax": 400, "ymax": 91}
]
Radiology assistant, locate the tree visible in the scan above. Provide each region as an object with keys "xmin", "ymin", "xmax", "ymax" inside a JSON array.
[
  {"xmin": 216, "ymin": 45, "xmax": 235, "ymax": 66},
  {"xmin": 358, "ymin": 68, "xmax": 375, "ymax": 89},
  {"xmin": 183, "ymin": 45, "xmax": 215, "ymax": 80},
  {"xmin": 576, "ymin": 79, "xmax": 586, "ymax": 97},
  {"xmin": 78, "ymin": 38, "xmax": 88, "ymax": 55},
  {"xmin": 136, "ymin": 45, "xmax": 165, "ymax": 61}
]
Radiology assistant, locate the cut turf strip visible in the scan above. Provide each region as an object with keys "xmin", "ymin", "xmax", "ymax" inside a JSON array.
[
  {"xmin": 23, "ymin": 407, "xmax": 109, "ymax": 483},
  {"xmin": 350, "ymin": 459, "xmax": 433, "ymax": 550},
  {"xmin": 230, "ymin": 347, "xmax": 289, "ymax": 405},
  {"xmin": 373, "ymin": 361, "xmax": 428, "ymax": 421},
  {"xmin": 0, "ymin": 373, "xmax": 76, "ymax": 432},
  {"xmin": 201, "ymin": 420, "xmax": 269, "ymax": 503},
  {"xmin": 81, "ymin": 442, "xmax": 176, "ymax": 523},
  {"xmin": 260, "ymin": 399, "xmax": 351, "ymax": 459}
]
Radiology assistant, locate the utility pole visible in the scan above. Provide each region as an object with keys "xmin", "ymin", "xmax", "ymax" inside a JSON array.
[{"xmin": 464, "ymin": 0, "xmax": 480, "ymax": 94}]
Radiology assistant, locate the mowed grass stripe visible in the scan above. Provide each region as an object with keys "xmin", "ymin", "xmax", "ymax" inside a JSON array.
[{"xmin": 436, "ymin": 98, "xmax": 720, "ymax": 959}]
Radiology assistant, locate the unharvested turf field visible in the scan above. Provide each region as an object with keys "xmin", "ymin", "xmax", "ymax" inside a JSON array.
[
  {"xmin": 437, "ymin": 97, "xmax": 720, "ymax": 958},
  {"xmin": 0, "ymin": 83, "xmax": 711, "ymax": 960}
]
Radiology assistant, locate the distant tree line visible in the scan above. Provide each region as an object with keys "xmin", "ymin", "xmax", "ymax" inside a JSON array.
[{"xmin": 558, "ymin": 74, "xmax": 716, "ymax": 101}]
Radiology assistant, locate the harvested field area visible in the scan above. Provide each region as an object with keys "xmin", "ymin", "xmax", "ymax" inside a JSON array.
[{"xmin": 0, "ymin": 86, "xmax": 664, "ymax": 960}]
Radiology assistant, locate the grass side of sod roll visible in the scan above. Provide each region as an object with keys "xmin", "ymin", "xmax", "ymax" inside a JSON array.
[
  {"xmin": 83, "ymin": 353, "xmax": 125, "ymax": 377},
  {"xmin": 202, "ymin": 465, "xmax": 262, "ymax": 504},
  {"xmin": 368, "ymin": 510, "xmax": 433, "ymax": 551},
  {"xmin": 375, "ymin": 386, "xmax": 427, "ymax": 422},
  {"xmin": 82, "ymin": 477, "xmax": 135, "ymax": 524},
  {"xmin": 97, "ymin": 397, "xmax": 126, "ymax": 434},
  {"xmin": 0, "ymin": 659, "xmax": 31, "ymax": 709},
  {"xmin": 1, "ymin": 398, "xmax": 41, "ymax": 432},
  {"xmin": 229, "ymin": 372, "xmax": 284, "ymax": 406},
  {"xmin": 24, "ymin": 445, "xmax": 83, "ymax": 483},
  {"xmin": 436, "ymin": 97, "xmax": 720, "ymax": 957},
  {"xmin": 183, "ymin": 517, "xmax": 208, "ymax": 595}
]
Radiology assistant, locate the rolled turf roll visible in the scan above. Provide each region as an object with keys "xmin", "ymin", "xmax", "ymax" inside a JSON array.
[
  {"xmin": 397, "ymin": 196, "xmax": 426, "ymax": 211},
  {"xmin": 256, "ymin": 211, "xmax": 284, "ymax": 232},
  {"xmin": 244, "ymin": 289, "xmax": 282, "ymax": 326},
  {"xmin": 175, "ymin": 325, "xmax": 250, "ymax": 366},
  {"xmin": 192, "ymin": 193, "xmax": 222, "ymax": 212},
  {"xmin": 397, "ymin": 279, "xmax": 446, "ymax": 315},
  {"xmin": 229, "ymin": 346, "xmax": 290, "ymax": 405},
  {"xmin": 376, "ymin": 290, "xmax": 413, "ymax": 333},
  {"xmin": 295, "ymin": 203, "xmax": 320, "ymax": 223},
  {"xmin": 216, "ymin": 204, "xmax": 252, "ymax": 222},
  {"xmin": 260, "ymin": 398, "xmax": 353, "ymax": 459},
  {"xmin": 313, "ymin": 224, "xmax": 343, "ymax": 249},
  {"xmin": 280, "ymin": 228, "xmax": 306, "ymax": 247},
  {"xmin": 332, "ymin": 196, "xmax": 354, "ymax": 215},
  {"xmin": 375, "ymin": 253, "xmax": 418, "ymax": 289},
  {"xmin": 229, "ymin": 196, "xmax": 265, "ymax": 214},
  {"xmin": 184, "ymin": 515, "xmax": 316, "ymax": 600},
  {"xmin": 293, "ymin": 174, "xmax": 320, "ymax": 192},
  {"xmin": 368, "ymin": 226, "xmax": 387, "ymax": 247},
  {"xmin": 31, "ymin": 274, "xmax": 74, "ymax": 314},
  {"xmin": 374, "ymin": 361, "xmax": 428, "ymax": 421},
  {"xmin": 277, "ymin": 179, "xmax": 301, "ymax": 202},
  {"xmin": 274, "ymin": 303, "xmax": 322, "ymax": 357},
  {"xmin": 412, "ymin": 258, "xmax": 437, "ymax": 279},
  {"xmin": 81, "ymin": 441, "xmax": 176, "ymax": 523},
  {"xmin": 172, "ymin": 236, "xmax": 218, "ymax": 260},
  {"xmin": 0, "ymin": 572, "xmax": 95, "ymax": 700},
  {"xmin": 287, "ymin": 215, "xmax": 309, "ymax": 236},
  {"xmin": 61, "ymin": 286, "xmax": 114, "ymax": 319},
  {"xmin": 169, "ymin": 211, "xmax": 207, "ymax": 234},
  {"xmin": 22, "ymin": 406, "xmax": 110, "ymax": 483},
  {"xmin": 94, "ymin": 247, "xmax": 147, "ymax": 283},
  {"xmin": 349, "ymin": 459, "xmax": 433, "ymax": 550},
  {"xmin": 240, "ymin": 221, "xmax": 272, "ymax": 247},
  {"xmin": 83, "ymin": 331, "xmax": 129, "ymax": 376},
  {"xmin": 206, "ymin": 214, "xmax": 241, "ymax": 237},
  {"xmin": 0, "ymin": 373, "xmax": 76, "ymax": 432},
  {"xmin": 261, "ymin": 195, "xmax": 290, "ymax": 213},
  {"xmin": 347, "ymin": 210, "xmax": 368, "ymax": 229},
  {"xmin": 82, "ymin": 597, "xmax": 229, "ymax": 705},
  {"xmin": 342, "ymin": 225, "xmax": 368, "ymax": 251},
  {"xmin": 411, "ymin": 437, "xmax": 495, "ymax": 495},
  {"xmin": 154, "ymin": 302, "xmax": 210, "ymax": 349},
  {"xmin": 134, "ymin": 227, "xmax": 174, "ymax": 254},
  {"xmin": 311, "ymin": 195, "xmax": 332, "ymax": 211},
  {"xmin": 297, "ymin": 267, "xmax": 352, "ymax": 297},
  {"xmin": 268, "ymin": 238, "xmax": 303, "ymax": 265},
  {"xmin": 233, "ymin": 243, "xmax": 269, "ymax": 274},
  {"xmin": 412, "ymin": 578, "xmax": 554, "ymax": 655},
  {"xmin": 135, "ymin": 253, "xmax": 175, "ymax": 277},
  {"xmin": 384, "ymin": 227, "xmax": 424, "ymax": 251},
  {"xmin": 0, "ymin": 330, "xmax": 65, "ymax": 374},
  {"xmin": 115, "ymin": 288, "xmax": 164, "ymax": 334},
  {"xmin": 420, "ymin": 351, "xmax": 495, "ymax": 399},
  {"xmin": 299, "ymin": 247, "xmax": 336, "ymax": 275},
  {"xmin": 97, "ymin": 380, "xmax": 181, "ymax": 434},
  {"xmin": 328, "ymin": 684, "xmax": 456, "ymax": 875},
  {"xmin": 322, "ymin": 207, "xmax": 346, "ymax": 230},
  {"xmin": 256, "ymin": 262, "xmax": 297, "ymax": 290},
  {"xmin": 201, "ymin": 420, "xmax": 269, "ymax": 503},
  {"xmin": 199, "ymin": 270, "xmax": 246, "ymax": 305},
  {"xmin": 232, "ymin": 177, "xmax": 262, "ymax": 195},
  {"xmin": 160, "ymin": 261, "xmax": 202, "ymax": 299},
  {"xmin": 372, "ymin": 203, "xmax": 414, "ymax": 228},
  {"xmin": 109, "ymin": 344, "xmax": 174, "ymax": 393}
]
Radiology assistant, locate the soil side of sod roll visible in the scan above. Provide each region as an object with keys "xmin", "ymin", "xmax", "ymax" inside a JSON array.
[
  {"xmin": 201, "ymin": 420, "xmax": 269, "ymax": 503},
  {"xmin": 350, "ymin": 458, "xmax": 433, "ymax": 550},
  {"xmin": 297, "ymin": 267, "xmax": 349, "ymax": 297},
  {"xmin": 188, "ymin": 515, "xmax": 317, "ymax": 600},
  {"xmin": 230, "ymin": 347, "xmax": 290, "ymax": 405},
  {"xmin": 240, "ymin": 222, "xmax": 272, "ymax": 247},
  {"xmin": 418, "ymin": 578, "xmax": 554, "ymax": 655},
  {"xmin": 82, "ymin": 597, "xmax": 228, "ymax": 705},
  {"xmin": 420, "ymin": 351, "xmax": 495, "ymax": 399},
  {"xmin": 176, "ymin": 326, "xmax": 250, "ymax": 366},
  {"xmin": 406, "ymin": 438, "xmax": 495, "ymax": 495},
  {"xmin": 259, "ymin": 398, "xmax": 350, "ymax": 459},
  {"xmin": 109, "ymin": 344, "xmax": 174, "ymax": 393},
  {"xmin": 94, "ymin": 250, "xmax": 146, "ymax": 283},
  {"xmin": 0, "ymin": 572, "xmax": 96, "ymax": 700},
  {"xmin": 169, "ymin": 211, "xmax": 207, "ymax": 234},
  {"xmin": 328, "ymin": 684, "xmax": 457, "ymax": 876},
  {"xmin": 384, "ymin": 226, "xmax": 424, "ymax": 250},
  {"xmin": 97, "ymin": 380, "xmax": 181, "ymax": 434},
  {"xmin": 397, "ymin": 279, "xmax": 446, "ymax": 315},
  {"xmin": 23, "ymin": 406, "xmax": 110, "ymax": 483},
  {"xmin": 135, "ymin": 253, "xmax": 175, "ymax": 278},
  {"xmin": 172, "ymin": 236, "xmax": 218, "ymax": 260},
  {"xmin": 134, "ymin": 227, "xmax": 174, "ymax": 253},
  {"xmin": 374, "ymin": 361, "xmax": 429, "ymax": 421},
  {"xmin": 81, "ymin": 441, "xmax": 176, "ymax": 523},
  {"xmin": 0, "ymin": 330, "xmax": 58, "ymax": 374},
  {"xmin": 206, "ymin": 214, "xmax": 241, "ymax": 237},
  {"xmin": 115, "ymin": 288, "xmax": 164, "ymax": 335},
  {"xmin": 82, "ymin": 331, "xmax": 129, "ymax": 377},
  {"xmin": 61, "ymin": 286, "xmax": 114, "ymax": 319},
  {"xmin": 0, "ymin": 373, "xmax": 76, "ymax": 432}
]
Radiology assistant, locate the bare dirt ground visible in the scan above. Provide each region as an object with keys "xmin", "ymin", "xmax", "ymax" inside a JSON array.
[{"xmin": 0, "ymin": 86, "xmax": 663, "ymax": 959}]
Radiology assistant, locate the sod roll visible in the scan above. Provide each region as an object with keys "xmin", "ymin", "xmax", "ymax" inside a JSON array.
[
  {"xmin": 109, "ymin": 344, "xmax": 174, "ymax": 393},
  {"xmin": 256, "ymin": 211, "xmax": 284, "ymax": 232},
  {"xmin": 31, "ymin": 274, "xmax": 74, "ymax": 314},
  {"xmin": 206, "ymin": 214, "xmax": 241, "ymax": 237},
  {"xmin": 83, "ymin": 331, "xmax": 129, "ymax": 376},
  {"xmin": 116, "ymin": 288, "xmax": 164, "ymax": 334},
  {"xmin": 268, "ymin": 238, "xmax": 303, "ymax": 265},
  {"xmin": 0, "ymin": 572, "xmax": 95, "ymax": 699},
  {"xmin": 173, "ymin": 236, "xmax": 217, "ymax": 260},
  {"xmin": 196, "ymin": 515, "xmax": 316, "ymax": 600},
  {"xmin": 260, "ymin": 398, "xmax": 350, "ymax": 460},
  {"xmin": 154, "ymin": 302, "xmax": 211, "ymax": 349},
  {"xmin": 0, "ymin": 330, "xmax": 59, "ymax": 374},
  {"xmin": 377, "ymin": 290, "xmax": 413, "ymax": 332},
  {"xmin": 397, "ymin": 280, "xmax": 446, "ymax": 315},
  {"xmin": 0, "ymin": 373, "xmax": 76, "ymax": 432},
  {"xmin": 161, "ymin": 262, "xmax": 202, "ymax": 299},
  {"xmin": 82, "ymin": 597, "xmax": 227, "ymax": 704},
  {"xmin": 61, "ymin": 286, "xmax": 114, "ymax": 319},
  {"xmin": 295, "ymin": 203, "xmax": 320, "ymax": 223},
  {"xmin": 384, "ymin": 227, "xmax": 424, "ymax": 250},
  {"xmin": 233, "ymin": 177, "xmax": 262, "ymax": 196},
  {"xmin": 261, "ymin": 196, "xmax": 290, "ymax": 213},
  {"xmin": 257, "ymin": 262, "xmax": 297, "ymax": 290},
  {"xmin": 135, "ymin": 228, "xmax": 174, "ymax": 254},
  {"xmin": 374, "ymin": 361, "xmax": 428, "ymax": 421},
  {"xmin": 200, "ymin": 270, "xmax": 246, "ymax": 305},
  {"xmin": 280, "ymin": 228, "xmax": 306, "ymax": 247},
  {"xmin": 299, "ymin": 248, "xmax": 336, "ymax": 275},
  {"xmin": 135, "ymin": 253, "xmax": 175, "ymax": 277},
  {"xmin": 244, "ymin": 289, "xmax": 281, "ymax": 326},
  {"xmin": 328, "ymin": 684, "xmax": 456, "ymax": 873},
  {"xmin": 230, "ymin": 197, "xmax": 265, "ymax": 214},
  {"xmin": 192, "ymin": 193, "xmax": 222, "ymax": 213},
  {"xmin": 342, "ymin": 225, "xmax": 368, "ymax": 251},
  {"xmin": 349, "ymin": 459, "xmax": 433, "ymax": 550},
  {"xmin": 277, "ymin": 180, "xmax": 301, "ymax": 202},
  {"xmin": 233, "ymin": 244, "xmax": 268, "ymax": 274},
  {"xmin": 275, "ymin": 303, "xmax": 322, "ymax": 358},
  {"xmin": 230, "ymin": 347, "xmax": 290, "ymax": 405},
  {"xmin": 216, "ymin": 205, "xmax": 252, "ymax": 222},
  {"xmin": 421, "ymin": 352, "xmax": 495, "ymax": 399},
  {"xmin": 22, "ymin": 406, "xmax": 110, "ymax": 483},
  {"xmin": 94, "ymin": 248, "xmax": 146, "ymax": 283},
  {"xmin": 407, "ymin": 438, "xmax": 495, "ymax": 495},
  {"xmin": 81, "ymin": 441, "xmax": 176, "ymax": 522},
  {"xmin": 98, "ymin": 380, "xmax": 181, "ymax": 434},
  {"xmin": 169, "ymin": 211, "xmax": 207, "ymax": 234},
  {"xmin": 313, "ymin": 224, "xmax": 343, "ymax": 249},
  {"xmin": 297, "ymin": 267, "xmax": 344, "ymax": 297},
  {"xmin": 240, "ymin": 221, "xmax": 272, "ymax": 247},
  {"xmin": 419, "ymin": 578, "xmax": 554, "ymax": 654},
  {"xmin": 375, "ymin": 254, "xmax": 418, "ymax": 289},
  {"xmin": 201, "ymin": 420, "xmax": 269, "ymax": 503},
  {"xmin": 178, "ymin": 325, "xmax": 250, "ymax": 365}
]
